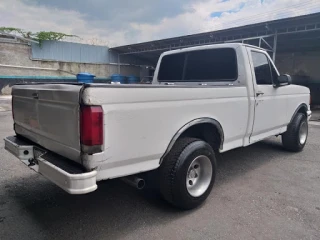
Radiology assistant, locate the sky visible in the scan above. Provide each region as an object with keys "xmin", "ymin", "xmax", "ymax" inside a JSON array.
[{"xmin": 1, "ymin": 0, "xmax": 320, "ymax": 47}]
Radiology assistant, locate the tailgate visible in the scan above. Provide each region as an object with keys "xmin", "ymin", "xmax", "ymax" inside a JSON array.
[{"xmin": 12, "ymin": 84, "xmax": 83, "ymax": 163}]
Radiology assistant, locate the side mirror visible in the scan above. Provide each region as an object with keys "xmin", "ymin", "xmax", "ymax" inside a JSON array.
[{"xmin": 275, "ymin": 74, "xmax": 292, "ymax": 87}]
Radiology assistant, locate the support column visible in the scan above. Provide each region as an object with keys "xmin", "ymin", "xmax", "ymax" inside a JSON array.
[
  {"xmin": 272, "ymin": 33, "xmax": 278, "ymax": 62},
  {"xmin": 259, "ymin": 38, "xmax": 262, "ymax": 47},
  {"xmin": 118, "ymin": 54, "xmax": 120, "ymax": 74}
]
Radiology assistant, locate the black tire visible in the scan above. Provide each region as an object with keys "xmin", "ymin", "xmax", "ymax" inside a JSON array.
[
  {"xmin": 282, "ymin": 113, "xmax": 308, "ymax": 152},
  {"xmin": 159, "ymin": 137, "xmax": 216, "ymax": 210}
]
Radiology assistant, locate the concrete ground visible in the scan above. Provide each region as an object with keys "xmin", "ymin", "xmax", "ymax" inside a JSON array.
[
  {"xmin": 0, "ymin": 95, "xmax": 11, "ymax": 112},
  {"xmin": 310, "ymin": 107, "xmax": 320, "ymax": 121},
  {"xmin": 0, "ymin": 98, "xmax": 319, "ymax": 240}
]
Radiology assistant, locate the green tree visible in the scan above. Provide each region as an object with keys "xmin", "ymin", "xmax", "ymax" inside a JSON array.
[{"xmin": 0, "ymin": 27, "xmax": 78, "ymax": 45}]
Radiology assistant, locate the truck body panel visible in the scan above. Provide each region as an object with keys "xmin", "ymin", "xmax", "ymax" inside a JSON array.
[
  {"xmin": 12, "ymin": 84, "xmax": 82, "ymax": 162},
  {"xmin": 82, "ymin": 85, "xmax": 249, "ymax": 179}
]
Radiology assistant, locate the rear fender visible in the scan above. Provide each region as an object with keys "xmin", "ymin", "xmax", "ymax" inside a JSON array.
[{"xmin": 160, "ymin": 118, "xmax": 224, "ymax": 164}]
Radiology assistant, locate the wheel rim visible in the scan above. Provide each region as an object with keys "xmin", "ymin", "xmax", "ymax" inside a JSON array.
[
  {"xmin": 186, "ymin": 155, "xmax": 212, "ymax": 197},
  {"xmin": 299, "ymin": 121, "xmax": 308, "ymax": 145}
]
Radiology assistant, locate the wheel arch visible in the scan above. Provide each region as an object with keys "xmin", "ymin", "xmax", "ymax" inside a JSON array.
[
  {"xmin": 290, "ymin": 103, "xmax": 308, "ymax": 124},
  {"xmin": 160, "ymin": 118, "xmax": 224, "ymax": 164}
]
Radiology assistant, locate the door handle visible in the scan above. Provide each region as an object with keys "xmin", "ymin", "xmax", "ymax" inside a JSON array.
[{"xmin": 256, "ymin": 91, "xmax": 264, "ymax": 97}]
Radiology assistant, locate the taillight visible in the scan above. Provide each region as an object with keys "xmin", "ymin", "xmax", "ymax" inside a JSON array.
[{"xmin": 80, "ymin": 106, "xmax": 103, "ymax": 146}]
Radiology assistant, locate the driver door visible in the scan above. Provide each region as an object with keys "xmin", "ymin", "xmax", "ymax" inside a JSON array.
[{"xmin": 249, "ymin": 49, "xmax": 288, "ymax": 143}]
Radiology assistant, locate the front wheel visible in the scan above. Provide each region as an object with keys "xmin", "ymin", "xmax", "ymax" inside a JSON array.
[
  {"xmin": 159, "ymin": 138, "xmax": 216, "ymax": 210},
  {"xmin": 282, "ymin": 113, "xmax": 308, "ymax": 152}
]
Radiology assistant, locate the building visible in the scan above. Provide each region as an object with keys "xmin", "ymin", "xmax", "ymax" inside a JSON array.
[{"xmin": 112, "ymin": 12, "xmax": 320, "ymax": 104}]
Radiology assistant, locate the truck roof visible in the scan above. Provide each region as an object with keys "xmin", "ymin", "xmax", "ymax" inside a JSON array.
[{"xmin": 161, "ymin": 43, "xmax": 266, "ymax": 56}]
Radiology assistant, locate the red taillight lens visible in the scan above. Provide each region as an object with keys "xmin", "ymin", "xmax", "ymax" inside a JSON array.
[{"xmin": 80, "ymin": 106, "xmax": 103, "ymax": 146}]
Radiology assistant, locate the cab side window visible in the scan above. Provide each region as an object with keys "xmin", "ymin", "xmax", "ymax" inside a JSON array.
[{"xmin": 251, "ymin": 51, "xmax": 273, "ymax": 85}]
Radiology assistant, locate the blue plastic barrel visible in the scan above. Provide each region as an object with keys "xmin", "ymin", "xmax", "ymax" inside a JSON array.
[
  {"xmin": 127, "ymin": 75, "xmax": 140, "ymax": 84},
  {"xmin": 77, "ymin": 72, "xmax": 95, "ymax": 83},
  {"xmin": 111, "ymin": 74, "xmax": 126, "ymax": 84}
]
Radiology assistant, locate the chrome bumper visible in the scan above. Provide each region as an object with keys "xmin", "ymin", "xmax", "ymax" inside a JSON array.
[{"xmin": 4, "ymin": 136, "xmax": 97, "ymax": 194}]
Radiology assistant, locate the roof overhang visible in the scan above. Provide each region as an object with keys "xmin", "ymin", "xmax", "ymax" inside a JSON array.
[{"xmin": 111, "ymin": 13, "xmax": 320, "ymax": 64}]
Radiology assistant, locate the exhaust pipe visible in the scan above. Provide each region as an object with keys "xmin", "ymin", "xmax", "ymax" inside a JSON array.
[{"xmin": 121, "ymin": 175, "xmax": 145, "ymax": 190}]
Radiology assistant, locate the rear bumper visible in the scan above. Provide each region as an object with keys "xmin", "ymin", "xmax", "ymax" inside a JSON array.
[{"xmin": 4, "ymin": 136, "xmax": 97, "ymax": 194}]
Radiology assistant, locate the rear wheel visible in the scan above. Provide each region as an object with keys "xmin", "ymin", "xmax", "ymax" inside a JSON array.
[
  {"xmin": 282, "ymin": 113, "xmax": 308, "ymax": 152},
  {"xmin": 159, "ymin": 138, "xmax": 216, "ymax": 210}
]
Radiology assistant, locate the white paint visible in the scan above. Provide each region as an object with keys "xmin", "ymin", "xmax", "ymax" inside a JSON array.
[
  {"xmin": 246, "ymin": 47, "xmax": 310, "ymax": 143},
  {"xmin": 82, "ymin": 44, "xmax": 310, "ymax": 181},
  {"xmin": 84, "ymin": 85, "xmax": 249, "ymax": 179}
]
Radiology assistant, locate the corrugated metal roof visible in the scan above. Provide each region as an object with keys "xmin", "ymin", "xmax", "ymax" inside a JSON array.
[
  {"xmin": 31, "ymin": 40, "xmax": 150, "ymax": 65},
  {"xmin": 31, "ymin": 41, "xmax": 110, "ymax": 64},
  {"xmin": 111, "ymin": 12, "xmax": 320, "ymax": 63}
]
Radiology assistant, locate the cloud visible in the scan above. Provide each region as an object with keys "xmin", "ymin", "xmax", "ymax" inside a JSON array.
[
  {"xmin": 20, "ymin": 0, "xmax": 201, "ymax": 29},
  {"xmin": 1, "ymin": 0, "xmax": 319, "ymax": 47},
  {"xmin": 210, "ymin": 2, "xmax": 246, "ymax": 18}
]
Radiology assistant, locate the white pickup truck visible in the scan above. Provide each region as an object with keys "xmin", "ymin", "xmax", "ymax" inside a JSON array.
[{"xmin": 5, "ymin": 43, "xmax": 311, "ymax": 209}]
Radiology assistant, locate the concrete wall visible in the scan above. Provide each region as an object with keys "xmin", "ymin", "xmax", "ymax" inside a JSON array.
[
  {"xmin": 276, "ymin": 51, "xmax": 320, "ymax": 105},
  {"xmin": 0, "ymin": 41, "xmax": 144, "ymax": 94},
  {"xmin": 0, "ymin": 42, "xmax": 141, "ymax": 77},
  {"xmin": 276, "ymin": 51, "xmax": 320, "ymax": 83}
]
